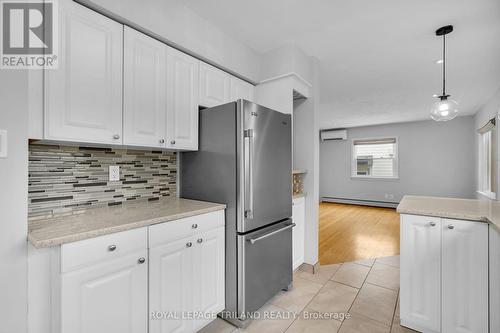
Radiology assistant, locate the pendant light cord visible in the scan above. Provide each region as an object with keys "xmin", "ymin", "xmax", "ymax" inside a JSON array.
[{"xmin": 442, "ymin": 34, "xmax": 446, "ymax": 97}]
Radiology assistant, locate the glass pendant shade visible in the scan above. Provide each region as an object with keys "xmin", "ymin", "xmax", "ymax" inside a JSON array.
[
  {"xmin": 431, "ymin": 25, "xmax": 458, "ymax": 121},
  {"xmin": 430, "ymin": 97, "xmax": 459, "ymax": 121}
]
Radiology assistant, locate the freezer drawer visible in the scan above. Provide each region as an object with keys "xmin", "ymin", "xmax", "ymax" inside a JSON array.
[{"xmin": 238, "ymin": 219, "xmax": 294, "ymax": 315}]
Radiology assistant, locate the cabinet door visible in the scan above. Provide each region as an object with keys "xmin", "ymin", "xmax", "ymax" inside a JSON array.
[
  {"xmin": 149, "ymin": 236, "xmax": 193, "ymax": 333},
  {"xmin": 199, "ymin": 63, "xmax": 230, "ymax": 108},
  {"xmin": 45, "ymin": 0, "xmax": 123, "ymax": 145},
  {"xmin": 123, "ymin": 27, "xmax": 166, "ymax": 148},
  {"xmin": 61, "ymin": 250, "xmax": 148, "ymax": 333},
  {"xmin": 166, "ymin": 47, "xmax": 199, "ymax": 150},
  {"xmin": 400, "ymin": 214, "xmax": 441, "ymax": 332},
  {"xmin": 292, "ymin": 197, "xmax": 305, "ymax": 270},
  {"xmin": 442, "ymin": 219, "xmax": 488, "ymax": 333},
  {"xmin": 192, "ymin": 227, "xmax": 225, "ymax": 331},
  {"xmin": 230, "ymin": 77, "xmax": 254, "ymax": 102}
]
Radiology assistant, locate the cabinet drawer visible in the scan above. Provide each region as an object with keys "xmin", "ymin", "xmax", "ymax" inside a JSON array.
[
  {"xmin": 149, "ymin": 210, "xmax": 225, "ymax": 247},
  {"xmin": 61, "ymin": 227, "xmax": 147, "ymax": 273}
]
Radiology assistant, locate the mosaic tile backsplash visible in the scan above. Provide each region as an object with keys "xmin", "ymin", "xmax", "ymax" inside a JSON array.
[{"xmin": 28, "ymin": 144, "xmax": 177, "ymax": 220}]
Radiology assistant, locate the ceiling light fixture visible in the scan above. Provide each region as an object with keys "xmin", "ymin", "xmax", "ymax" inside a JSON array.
[{"xmin": 430, "ymin": 25, "xmax": 458, "ymax": 121}]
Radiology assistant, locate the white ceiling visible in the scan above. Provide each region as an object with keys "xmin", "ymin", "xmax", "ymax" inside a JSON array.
[{"xmin": 184, "ymin": 0, "xmax": 500, "ymax": 128}]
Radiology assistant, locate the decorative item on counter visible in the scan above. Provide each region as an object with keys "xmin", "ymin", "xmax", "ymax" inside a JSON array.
[{"xmin": 292, "ymin": 170, "xmax": 306, "ymax": 195}]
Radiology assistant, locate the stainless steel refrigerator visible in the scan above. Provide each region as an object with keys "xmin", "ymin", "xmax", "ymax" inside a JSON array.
[{"xmin": 181, "ymin": 100, "xmax": 293, "ymax": 326}]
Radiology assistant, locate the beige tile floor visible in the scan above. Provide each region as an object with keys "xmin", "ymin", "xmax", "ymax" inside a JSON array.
[{"xmin": 198, "ymin": 255, "xmax": 418, "ymax": 333}]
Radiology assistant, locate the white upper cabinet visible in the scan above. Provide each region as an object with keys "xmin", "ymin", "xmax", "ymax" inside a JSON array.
[
  {"xmin": 400, "ymin": 214, "xmax": 441, "ymax": 332},
  {"xmin": 230, "ymin": 77, "xmax": 255, "ymax": 102},
  {"xmin": 199, "ymin": 62, "xmax": 231, "ymax": 108},
  {"xmin": 166, "ymin": 47, "xmax": 199, "ymax": 150},
  {"xmin": 441, "ymin": 219, "xmax": 488, "ymax": 333},
  {"xmin": 44, "ymin": 0, "xmax": 123, "ymax": 145},
  {"xmin": 123, "ymin": 27, "xmax": 167, "ymax": 148}
]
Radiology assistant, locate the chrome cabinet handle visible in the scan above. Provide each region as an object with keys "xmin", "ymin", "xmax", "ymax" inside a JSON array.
[
  {"xmin": 159, "ymin": 139, "xmax": 165, "ymax": 144},
  {"xmin": 197, "ymin": 238, "xmax": 203, "ymax": 243},
  {"xmin": 244, "ymin": 129, "xmax": 254, "ymax": 219},
  {"xmin": 138, "ymin": 257, "xmax": 146, "ymax": 264},
  {"xmin": 192, "ymin": 224, "xmax": 198, "ymax": 229},
  {"xmin": 108, "ymin": 245, "xmax": 117, "ymax": 251},
  {"xmin": 170, "ymin": 140, "xmax": 176, "ymax": 145},
  {"xmin": 248, "ymin": 223, "xmax": 296, "ymax": 245},
  {"xmin": 113, "ymin": 134, "xmax": 120, "ymax": 140},
  {"xmin": 186, "ymin": 242, "xmax": 192, "ymax": 248},
  {"xmin": 448, "ymin": 225, "xmax": 455, "ymax": 229},
  {"xmin": 429, "ymin": 221, "xmax": 436, "ymax": 227}
]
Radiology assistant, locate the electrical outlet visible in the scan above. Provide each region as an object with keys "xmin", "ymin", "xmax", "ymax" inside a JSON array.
[{"xmin": 109, "ymin": 165, "xmax": 120, "ymax": 181}]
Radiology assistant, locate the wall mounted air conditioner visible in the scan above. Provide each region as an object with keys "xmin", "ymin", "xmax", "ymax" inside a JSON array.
[{"xmin": 320, "ymin": 129, "xmax": 347, "ymax": 141}]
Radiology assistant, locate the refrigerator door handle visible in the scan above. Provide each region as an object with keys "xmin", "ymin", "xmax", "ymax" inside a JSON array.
[
  {"xmin": 244, "ymin": 129, "xmax": 254, "ymax": 219},
  {"xmin": 248, "ymin": 223, "xmax": 296, "ymax": 245}
]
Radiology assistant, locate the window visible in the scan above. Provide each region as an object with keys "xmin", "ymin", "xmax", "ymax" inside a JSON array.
[
  {"xmin": 352, "ymin": 138, "xmax": 398, "ymax": 178},
  {"xmin": 478, "ymin": 119, "xmax": 496, "ymax": 199}
]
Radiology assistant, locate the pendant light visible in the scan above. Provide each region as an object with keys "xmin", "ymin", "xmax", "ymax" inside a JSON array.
[{"xmin": 430, "ymin": 25, "xmax": 459, "ymax": 121}]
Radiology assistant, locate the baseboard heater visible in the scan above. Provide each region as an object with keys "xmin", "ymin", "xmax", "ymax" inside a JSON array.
[{"xmin": 322, "ymin": 196, "xmax": 399, "ymax": 208}]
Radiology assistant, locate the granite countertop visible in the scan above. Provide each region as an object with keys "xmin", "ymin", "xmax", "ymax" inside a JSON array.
[
  {"xmin": 397, "ymin": 195, "xmax": 500, "ymax": 229},
  {"xmin": 28, "ymin": 198, "xmax": 226, "ymax": 248}
]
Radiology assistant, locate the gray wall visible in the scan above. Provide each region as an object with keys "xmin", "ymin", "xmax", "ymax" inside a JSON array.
[
  {"xmin": 320, "ymin": 116, "xmax": 476, "ymax": 204},
  {"xmin": 0, "ymin": 70, "xmax": 28, "ymax": 332},
  {"xmin": 293, "ymin": 58, "xmax": 321, "ymax": 265}
]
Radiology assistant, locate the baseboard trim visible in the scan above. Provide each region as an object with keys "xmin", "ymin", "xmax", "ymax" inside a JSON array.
[
  {"xmin": 299, "ymin": 262, "xmax": 320, "ymax": 274},
  {"xmin": 321, "ymin": 196, "xmax": 398, "ymax": 209}
]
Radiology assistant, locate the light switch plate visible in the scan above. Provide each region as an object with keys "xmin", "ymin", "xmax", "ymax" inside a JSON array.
[
  {"xmin": 109, "ymin": 165, "xmax": 120, "ymax": 181},
  {"xmin": 0, "ymin": 129, "xmax": 7, "ymax": 158}
]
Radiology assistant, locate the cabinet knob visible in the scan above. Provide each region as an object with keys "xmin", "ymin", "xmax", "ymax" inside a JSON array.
[
  {"xmin": 429, "ymin": 221, "xmax": 436, "ymax": 227},
  {"xmin": 186, "ymin": 242, "xmax": 192, "ymax": 248},
  {"xmin": 108, "ymin": 245, "xmax": 117, "ymax": 251},
  {"xmin": 113, "ymin": 134, "xmax": 120, "ymax": 140},
  {"xmin": 170, "ymin": 140, "xmax": 176, "ymax": 145},
  {"xmin": 138, "ymin": 257, "xmax": 146, "ymax": 264},
  {"xmin": 197, "ymin": 238, "xmax": 203, "ymax": 243},
  {"xmin": 448, "ymin": 224, "xmax": 455, "ymax": 230},
  {"xmin": 192, "ymin": 224, "xmax": 198, "ymax": 229},
  {"xmin": 159, "ymin": 139, "xmax": 165, "ymax": 144}
]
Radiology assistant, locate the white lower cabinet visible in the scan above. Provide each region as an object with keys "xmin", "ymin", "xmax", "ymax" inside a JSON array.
[
  {"xmin": 149, "ymin": 235, "xmax": 194, "ymax": 333},
  {"xmin": 61, "ymin": 249, "xmax": 148, "ymax": 333},
  {"xmin": 59, "ymin": 227, "xmax": 149, "ymax": 333},
  {"xmin": 400, "ymin": 215, "xmax": 441, "ymax": 332},
  {"xmin": 193, "ymin": 227, "xmax": 226, "ymax": 329},
  {"xmin": 30, "ymin": 210, "xmax": 225, "ymax": 333},
  {"xmin": 441, "ymin": 218, "xmax": 488, "ymax": 333},
  {"xmin": 292, "ymin": 196, "xmax": 305, "ymax": 270},
  {"xmin": 149, "ymin": 210, "xmax": 225, "ymax": 333},
  {"xmin": 400, "ymin": 214, "xmax": 489, "ymax": 333}
]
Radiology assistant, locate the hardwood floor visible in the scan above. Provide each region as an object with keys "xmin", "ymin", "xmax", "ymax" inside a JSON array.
[{"xmin": 319, "ymin": 202, "xmax": 400, "ymax": 265}]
